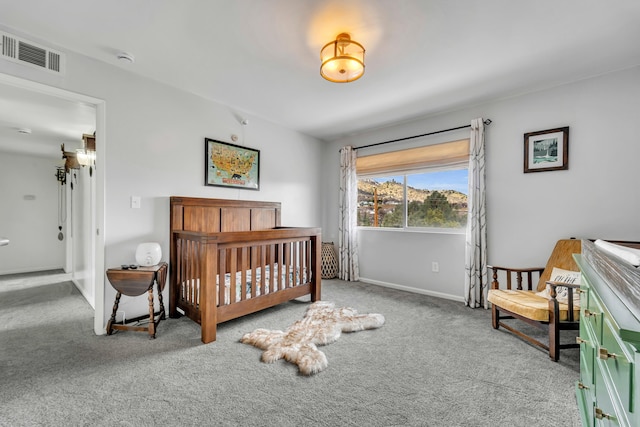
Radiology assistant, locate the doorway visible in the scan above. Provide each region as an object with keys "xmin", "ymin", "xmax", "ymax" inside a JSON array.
[{"xmin": 0, "ymin": 72, "xmax": 106, "ymax": 336}]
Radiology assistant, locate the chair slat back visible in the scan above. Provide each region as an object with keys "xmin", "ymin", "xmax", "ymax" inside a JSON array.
[{"xmin": 536, "ymin": 239, "xmax": 582, "ymax": 292}]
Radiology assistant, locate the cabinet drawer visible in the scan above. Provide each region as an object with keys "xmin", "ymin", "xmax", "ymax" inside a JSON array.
[
  {"xmin": 577, "ymin": 381, "xmax": 595, "ymax": 427},
  {"xmin": 600, "ymin": 318, "xmax": 634, "ymax": 413},
  {"xmin": 580, "ymin": 319, "xmax": 597, "ymax": 389},
  {"xmin": 594, "ymin": 361, "xmax": 626, "ymax": 426},
  {"xmin": 585, "ymin": 293, "xmax": 605, "ymax": 341}
]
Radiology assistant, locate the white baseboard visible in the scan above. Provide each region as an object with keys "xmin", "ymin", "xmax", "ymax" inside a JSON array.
[
  {"xmin": 0, "ymin": 265, "xmax": 65, "ymax": 276},
  {"xmin": 358, "ymin": 277, "xmax": 465, "ymax": 303}
]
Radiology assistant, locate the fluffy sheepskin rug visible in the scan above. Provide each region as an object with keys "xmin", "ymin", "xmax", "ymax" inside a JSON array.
[{"xmin": 240, "ymin": 301, "xmax": 385, "ymax": 375}]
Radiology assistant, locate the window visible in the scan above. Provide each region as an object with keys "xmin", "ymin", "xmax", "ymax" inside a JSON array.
[{"xmin": 356, "ymin": 139, "xmax": 469, "ymax": 230}]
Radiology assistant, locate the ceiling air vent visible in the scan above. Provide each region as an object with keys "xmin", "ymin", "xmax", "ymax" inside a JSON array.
[{"xmin": 0, "ymin": 32, "xmax": 65, "ymax": 75}]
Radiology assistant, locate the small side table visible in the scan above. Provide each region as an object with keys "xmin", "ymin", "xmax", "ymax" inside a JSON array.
[{"xmin": 106, "ymin": 262, "xmax": 168, "ymax": 338}]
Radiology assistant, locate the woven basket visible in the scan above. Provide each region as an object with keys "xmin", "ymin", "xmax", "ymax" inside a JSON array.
[{"xmin": 321, "ymin": 242, "xmax": 338, "ymax": 279}]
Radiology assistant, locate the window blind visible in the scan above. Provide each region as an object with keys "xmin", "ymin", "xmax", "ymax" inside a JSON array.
[{"xmin": 356, "ymin": 139, "xmax": 470, "ymax": 176}]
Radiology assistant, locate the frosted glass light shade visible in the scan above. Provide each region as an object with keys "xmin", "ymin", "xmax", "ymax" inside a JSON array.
[
  {"xmin": 135, "ymin": 242, "xmax": 162, "ymax": 266},
  {"xmin": 320, "ymin": 33, "xmax": 365, "ymax": 83},
  {"xmin": 76, "ymin": 149, "xmax": 95, "ymax": 166}
]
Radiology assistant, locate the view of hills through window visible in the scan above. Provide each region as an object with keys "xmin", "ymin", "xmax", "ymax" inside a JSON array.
[{"xmin": 357, "ymin": 169, "xmax": 468, "ymax": 228}]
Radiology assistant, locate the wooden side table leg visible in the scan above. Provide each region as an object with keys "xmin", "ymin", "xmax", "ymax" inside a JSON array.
[
  {"xmin": 107, "ymin": 292, "xmax": 122, "ymax": 335},
  {"xmin": 148, "ymin": 287, "xmax": 156, "ymax": 339},
  {"xmin": 157, "ymin": 280, "xmax": 166, "ymax": 320}
]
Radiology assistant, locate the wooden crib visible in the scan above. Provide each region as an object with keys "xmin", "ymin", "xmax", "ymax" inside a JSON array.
[{"xmin": 169, "ymin": 196, "xmax": 321, "ymax": 343}]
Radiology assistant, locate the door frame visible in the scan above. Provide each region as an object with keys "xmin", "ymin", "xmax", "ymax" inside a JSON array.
[{"xmin": 0, "ymin": 72, "xmax": 106, "ymax": 336}]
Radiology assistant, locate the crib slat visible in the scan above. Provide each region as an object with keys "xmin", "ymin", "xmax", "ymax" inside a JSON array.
[
  {"xmin": 186, "ymin": 239, "xmax": 193, "ymax": 307},
  {"xmin": 250, "ymin": 246, "xmax": 257, "ymax": 298},
  {"xmin": 229, "ymin": 248, "xmax": 237, "ymax": 304},
  {"xmin": 284, "ymin": 242, "xmax": 291, "ymax": 289},
  {"xmin": 268, "ymin": 244, "xmax": 275, "ymax": 294},
  {"xmin": 291, "ymin": 241, "xmax": 296, "ymax": 286},
  {"xmin": 258, "ymin": 245, "xmax": 265, "ymax": 296},
  {"xmin": 218, "ymin": 249, "xmax": 226, "ymax": 306},
  {"xmin": 292, "ymin": 241, "xmax": 301, "ymax": 286},
  {"xmin": 193, "ymin": 239, "xmax": 199, "ymax": 307},
  {"xmin": 191, "ymin": 240, "xmax": 196, "ymax": 306},
  {"xmin": 187, "ymin": 239, "xmax": 193, "ymax": 307},
  {"xmin": 305, "ymin": 239, "xmax": 313, "ymax": 282},
  {"xmin": 311, "ymin": 234, "xmax": 321, "ymax": 301},
  {"xmin": 302, "ymin": 239, "xmax": 308, "ymax": 283},
  {"xmin": 183, "ymin": 239, "xmax": 189, "ymax": 306},
  {"xmin": 240, "ymin": 246, "xmax": 248, "ymax": 301},
  {"xmin": 277, "ymin": 243, "xmax": 284, "ymax": 291},
  {"xmin": 195, "ymin": 239, "xmax": 201, "ymax": 307},
  {"xmin": 176, "ymin": 238, "xmax": 183, "ymax": 305}
]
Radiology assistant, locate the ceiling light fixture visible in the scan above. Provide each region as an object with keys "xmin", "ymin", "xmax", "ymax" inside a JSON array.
[{"xmin": 320, "ymin": 33, "xmax": 365, "ymax": 83}]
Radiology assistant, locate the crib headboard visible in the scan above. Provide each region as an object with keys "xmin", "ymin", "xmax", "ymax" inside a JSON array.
[{"xmin": 170, "ymin": 196, "xmax": 282, "ymax": 233}]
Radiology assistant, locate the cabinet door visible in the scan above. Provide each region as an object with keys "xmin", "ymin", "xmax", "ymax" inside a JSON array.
[
  {"xmin": 600, "ymin": 318, "xmax": 633, "ymax": 413},
  {"xmin": 594, "ymin": 360, "xmax": 626, "ymax": 426}
]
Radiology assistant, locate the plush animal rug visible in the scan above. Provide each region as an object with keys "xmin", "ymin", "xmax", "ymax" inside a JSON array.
[{"xmin": 240, "ymin": 301, "xmax": 385, "ymax": 375}]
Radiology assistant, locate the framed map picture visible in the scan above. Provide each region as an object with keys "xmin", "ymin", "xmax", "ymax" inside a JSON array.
[
  {"xmin": 524, "ymin": 126, "xmax": 569, "ymax": 173},
  {"xmin": 205, "ymin": 138, "xmax": 260, "ymax": 190}
]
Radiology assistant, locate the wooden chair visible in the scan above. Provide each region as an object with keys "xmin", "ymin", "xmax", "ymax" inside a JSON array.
[{"xmin": 487, "ymin": 239, "xmax": 582, "ymax": 361}]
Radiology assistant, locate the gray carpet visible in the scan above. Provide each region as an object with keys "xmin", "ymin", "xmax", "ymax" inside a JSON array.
[{"xmin": 0, "ymin": 272, "xmax": 581, "ymax": 427}]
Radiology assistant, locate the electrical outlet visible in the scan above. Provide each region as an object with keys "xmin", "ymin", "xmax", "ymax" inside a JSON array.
[{"xmin": 432, "ymin": 262, "xmax": 439, "ymax": 273}]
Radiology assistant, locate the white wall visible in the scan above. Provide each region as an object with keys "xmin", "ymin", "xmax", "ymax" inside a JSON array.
[
  {"xmin": 0, "ymin": 26, "xmax": 323, "ymax": 327},
  {"xmin": 0, "ymin": 152, "xmax": 65, "ymax": 274},
  {"xmin": 322, "ymin": 66, "xmax": 640, "ymax": 300}
]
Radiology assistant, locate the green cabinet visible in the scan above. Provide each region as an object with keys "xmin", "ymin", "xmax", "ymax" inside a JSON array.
[{"xmin": 575, "ymin": 241, "xmax": 640, "ymax": 427}]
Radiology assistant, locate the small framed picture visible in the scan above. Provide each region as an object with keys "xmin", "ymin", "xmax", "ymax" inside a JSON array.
[
  {"xmin": 205, "ymin": 138, "xmax": 260, "ymax": 190},
  {"xmin": 524, "ymin": 127, "xmax": 569, "ymax": 173}
]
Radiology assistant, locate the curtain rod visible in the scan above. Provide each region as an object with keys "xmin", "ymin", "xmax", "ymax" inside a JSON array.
[{"xmin": 353, "ymin": 119, "xmax": 492, "ymax": 151}]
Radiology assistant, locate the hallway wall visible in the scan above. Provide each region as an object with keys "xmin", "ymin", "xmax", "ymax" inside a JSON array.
[{"xmin": 0, "ymin": 152, "xmax": 64, "ymax": 274}]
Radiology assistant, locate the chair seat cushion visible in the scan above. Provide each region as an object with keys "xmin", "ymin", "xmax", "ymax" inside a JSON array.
[{"xmin": 487, "ymin": 289, "xmax": 580, "ymax": 322}]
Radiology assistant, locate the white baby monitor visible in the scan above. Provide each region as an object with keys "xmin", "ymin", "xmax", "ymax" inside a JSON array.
[{"xmin": 135, "ymin": 242, "xmax": 162, "ymax": 266}]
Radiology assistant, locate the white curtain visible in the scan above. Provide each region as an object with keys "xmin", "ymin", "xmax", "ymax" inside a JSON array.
[
  {"xmin": 464, "ymin": 118, "xmax": 488, "ymax": 308},
  {"xmin": 338, "ymin": 146, "xmax": 360, "ymax": 281}
]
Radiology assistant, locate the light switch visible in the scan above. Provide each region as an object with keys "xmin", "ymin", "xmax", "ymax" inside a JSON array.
[{"xmin": 131, "ymin": 196, "xmax": 141, "ymax": 209}]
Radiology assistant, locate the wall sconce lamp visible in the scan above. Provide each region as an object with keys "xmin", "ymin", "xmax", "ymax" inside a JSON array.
[
  {"xmin": 320, "ymin": 33, "xmax": 365, "ymax": 83},
  {"xmin": 77, "ymin": 133, "xmax": 96, "ymax": 167},
  {"xmin": 75, "ymin": 149, "xmax": 95, "ymax": 167},
  {"xmin": 61, "ymin": 143, "xmax": 80, "ymax": 171},
  {"xmin": 60, "ymin": 133, "xmax": 96, "ymax": 176}
]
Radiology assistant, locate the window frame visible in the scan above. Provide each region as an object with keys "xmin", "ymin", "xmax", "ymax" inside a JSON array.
[{"xmin": 356, "ymin": 157, "xmax": 469, "ymax": 234}]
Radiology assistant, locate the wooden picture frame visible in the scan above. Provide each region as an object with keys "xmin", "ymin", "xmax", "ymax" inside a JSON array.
[
  {"xmin": 205, "ymin": 138, "xmax": 260, "ymax": 190},
  {"xmin": 524, "ymin": 127, "xmax": 569, "ymax": 173}
]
